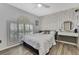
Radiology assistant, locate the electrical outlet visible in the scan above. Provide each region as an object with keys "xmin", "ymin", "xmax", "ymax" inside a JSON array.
[{"xmin": 0, "ymin": 40, "xmax": 2, "ymax": 43}]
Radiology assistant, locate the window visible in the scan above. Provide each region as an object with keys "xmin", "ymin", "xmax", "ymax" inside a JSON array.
[{"xmin": 25, "ymin": 24, "xmax": 33, "ymax": 32}]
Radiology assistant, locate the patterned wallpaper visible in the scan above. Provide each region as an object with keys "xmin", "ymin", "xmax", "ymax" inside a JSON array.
[{"xmin": 40, "ymin": 8, "xmax": 79, "ymax": 31}]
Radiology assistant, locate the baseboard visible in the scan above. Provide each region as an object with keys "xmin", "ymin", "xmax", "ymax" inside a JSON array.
[{"xmin": 0, "ymin": 43, "xmax": 21, "ymax": 52}]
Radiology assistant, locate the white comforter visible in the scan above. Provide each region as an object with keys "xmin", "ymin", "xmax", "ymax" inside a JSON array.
[{"xmin": 22, "ymin": 33, "xmax": 56, "ymax": 55}]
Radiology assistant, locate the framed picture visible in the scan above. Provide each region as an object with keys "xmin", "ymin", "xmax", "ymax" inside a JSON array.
[{"xmin": 35, "ymin": 20, "xmax": 39, "ymax": 26}]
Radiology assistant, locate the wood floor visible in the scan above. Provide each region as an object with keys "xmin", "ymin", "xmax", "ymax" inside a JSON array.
[
  {"xmin": 49, "ymin": 42, "xmax": 79, "ymax": 55},
  {"xmin": 0, "ymin": 42, "xmax": 79, "ymax": 55}
]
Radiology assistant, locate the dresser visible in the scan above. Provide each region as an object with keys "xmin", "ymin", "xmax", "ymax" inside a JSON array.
[{"xmin": 56, "ymin": 31, "xmax": 79, "ymax": 48}]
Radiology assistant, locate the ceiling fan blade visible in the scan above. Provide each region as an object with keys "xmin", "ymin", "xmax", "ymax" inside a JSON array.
[{"xmin": 41, "ymin": 4, "xmax": 50, "ymax": 8}]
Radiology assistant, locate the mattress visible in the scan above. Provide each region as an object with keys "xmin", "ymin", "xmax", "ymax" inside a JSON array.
[{"xmin": 21, "ymin": 32, "xmax": 56, "ymax": 55}]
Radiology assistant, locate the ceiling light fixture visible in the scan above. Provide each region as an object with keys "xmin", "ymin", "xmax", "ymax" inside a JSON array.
[{"xmin": 37, "ymin": 4, "xmax": 42, "ymax": 7}]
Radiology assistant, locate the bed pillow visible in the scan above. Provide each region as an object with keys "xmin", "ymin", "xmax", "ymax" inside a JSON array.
[
  {"xmin": 41, "ymin": 30, "xmax": 50, "ymax": 34},
  {"xmin": 50, "ymin": 30, "xmax": 56, "ymax": 35}
]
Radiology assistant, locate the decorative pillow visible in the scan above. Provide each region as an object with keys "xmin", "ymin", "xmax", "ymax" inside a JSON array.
[
  {"xmin": 43, "ymin": 30, "xmax": 50, "ymax": 34},
  {"xmin": 38, "ymin": 30, "xmax": 56, "ymax": 34}
]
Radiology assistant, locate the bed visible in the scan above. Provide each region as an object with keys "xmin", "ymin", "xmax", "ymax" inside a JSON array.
[{"xmin": 21, "ymin": 31, "xmax": 56, "ymax": 55}]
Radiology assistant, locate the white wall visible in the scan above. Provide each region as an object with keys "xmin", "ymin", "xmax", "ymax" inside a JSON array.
[
  {"xmin": 40, "ymin": 8, "xmax": 79, "ymax": 31},
  {"xmin": 0, "ymin": 4, "xmax": 39, "ymax": 49}
]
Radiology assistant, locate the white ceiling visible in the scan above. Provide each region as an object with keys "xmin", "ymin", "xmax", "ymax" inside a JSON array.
[{"xmin": 9, "ymin": 3, "xmax": 79, "ymax": 16}]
